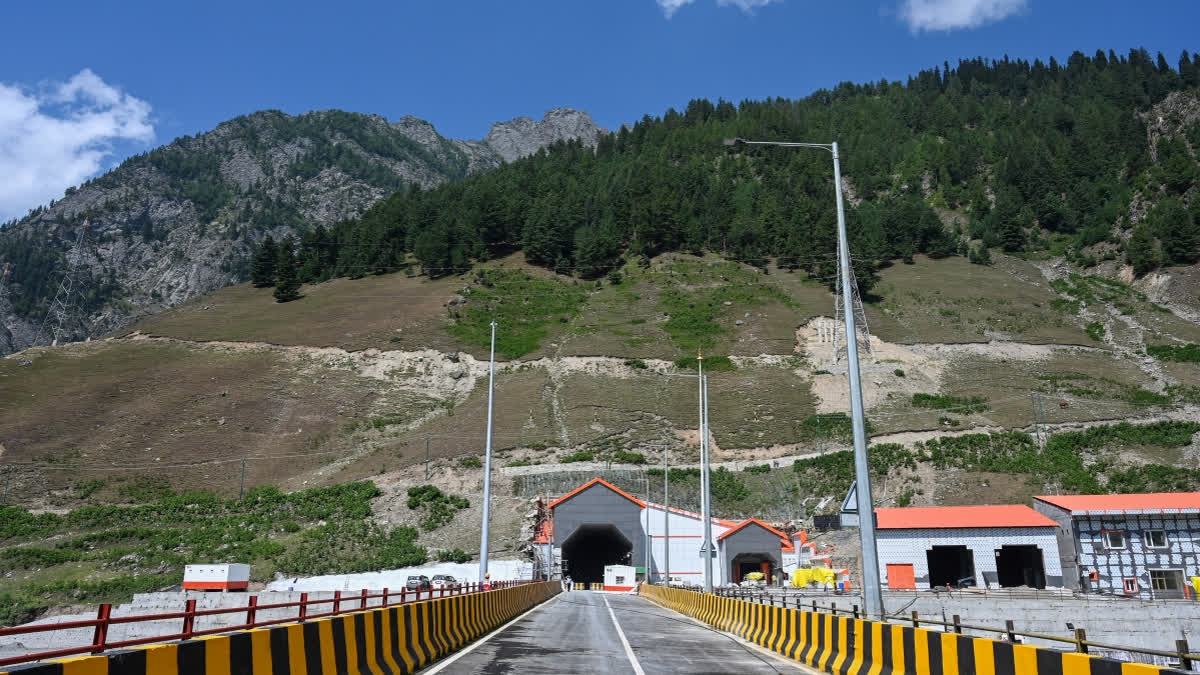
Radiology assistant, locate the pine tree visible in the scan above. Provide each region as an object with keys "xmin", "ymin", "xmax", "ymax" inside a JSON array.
[
  {"xmin": 273, "ymin": 238, "xmax": 301, "ymax": 302},
  {"xmin": 1151, "ymin": 198, "xmax": 1198, "ymax": 265},
  {"xmin": 250, "ymin": 236, "xmax": 277, "ymax": 287},
  {"xmin": 1126, "ymin": 225, "xmax": 1159, "ymax": 276},
  {"xmin": 968, "ymin": 243, "xmax": 992, "ymax": 265}
]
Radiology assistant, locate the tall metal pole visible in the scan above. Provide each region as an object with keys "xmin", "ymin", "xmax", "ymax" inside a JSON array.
[
  {"xmin": 663, "ymin": 447, "xmax": 670, "ymax": 585},
  {"xmin": 697, "ymin": 353, "xmax": 712, "ymax": 592},
  {"xmin": 701, "ymin": 374, "xmax": 714, "ymax": 593},
  {"xmin": 832, "ymin": 142, "xmax": 884, "ymax": 618},
  {"xmin": 644, "ymin": 473, "xmax": 650, "ymax": 581},
  {"xmin": 479, "ymin": 321, "xmax": 497, "ymax": 583}
]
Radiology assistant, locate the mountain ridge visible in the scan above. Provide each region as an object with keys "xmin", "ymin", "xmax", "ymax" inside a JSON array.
[{"xmin": 0, "ymin": 107, "xmax": 606, "ymax": 355}]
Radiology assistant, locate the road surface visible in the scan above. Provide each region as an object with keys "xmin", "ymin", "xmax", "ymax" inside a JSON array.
[{"xmin": 425, "ymin": 590, "xmax": 812, "ymax": 674}]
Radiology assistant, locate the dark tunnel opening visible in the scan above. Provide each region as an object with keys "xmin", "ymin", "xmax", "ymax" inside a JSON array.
[{"xmin": 562, "ymin": 524, "xmax": 632, "ymax": 585}]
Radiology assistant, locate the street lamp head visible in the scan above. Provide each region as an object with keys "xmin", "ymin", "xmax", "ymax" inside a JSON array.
[{"xmin": 722, "ymin": 138, "xmax": 745, "ymax": 147}]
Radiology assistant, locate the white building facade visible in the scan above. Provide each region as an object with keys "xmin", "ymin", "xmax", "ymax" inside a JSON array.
[{"xmin": 873, "ymin": 505, "xmax": 1064, "ymax": 590}]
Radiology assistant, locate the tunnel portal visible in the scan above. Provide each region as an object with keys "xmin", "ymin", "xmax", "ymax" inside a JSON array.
[{"xmin": 562, "ymin": 524, "xmax": 633, "ymax": 585}]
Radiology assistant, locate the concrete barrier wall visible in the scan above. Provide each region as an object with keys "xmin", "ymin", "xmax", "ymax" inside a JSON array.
[
  {"xmin": 760, "ymin": 589, "xmax": 1200, "ymax": 654},
  {"xmin": 640, "ymin": 584, "xmax": 1187, "ymax": 675},
  {"xmin": 1, "ymin": 582, "xmax": 559, "ymax": 675}
]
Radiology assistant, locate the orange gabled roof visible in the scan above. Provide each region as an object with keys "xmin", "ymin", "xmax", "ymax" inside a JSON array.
[
  {"xmin": 717, "ymin": 518, "xmax": 788, "ymax": 542},
  {"xmin": 548, "ymin": 478, "xmax": 645, "ymax": 510},
  {"xmin": 1034, "ymin": 493, "xmax": 1200, "ymax": 513},
  {"xmin": 875, "ymin": 505, "xmax": 1057, "ymax": 529}
]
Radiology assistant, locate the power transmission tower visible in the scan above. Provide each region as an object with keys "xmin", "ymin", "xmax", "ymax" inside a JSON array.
[
  {"xmin": 831, "ymin": 263, "xmax": 876, "ymax": 363},
  {"xmin": 35, "ymin": 218, "xmax": 92, "ymax": 347},
  {"xmin": 0, "ymin": 262, "xmax": 12, "ymax": 346}
]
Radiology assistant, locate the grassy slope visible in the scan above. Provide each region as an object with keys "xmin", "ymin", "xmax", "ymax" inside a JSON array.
[{"xmin": 4, "ymin": 251, "xmax": 1200, "ymax": 624}]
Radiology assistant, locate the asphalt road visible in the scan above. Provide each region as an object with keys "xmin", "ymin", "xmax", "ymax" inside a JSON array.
[{"xmin": 425, "ymin": 591, "xmax": 811, "ymax": 675}]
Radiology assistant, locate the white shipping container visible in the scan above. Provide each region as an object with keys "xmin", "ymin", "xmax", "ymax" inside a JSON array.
[
  {"xmin": 603, "ymin": 564, "xmax": 636, "ymax": 591},
  {"xmin": 184, "ymin": 563, "xmax": 250, "ymax": 591}
]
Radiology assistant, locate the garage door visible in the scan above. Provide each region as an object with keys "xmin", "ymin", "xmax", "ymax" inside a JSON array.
[{"xmin": 887, "ymin": 563, "xmax": 916, "ymax": 590}]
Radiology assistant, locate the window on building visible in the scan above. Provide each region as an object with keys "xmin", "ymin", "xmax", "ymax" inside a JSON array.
[
  {"xmin": 1149, "ymin": 570, "xmax": 1185, "ymax": 599},
  {"xmin": 1123, "ymin": 578, "xmax": 1139, "ymax": 594},
  {"xmin": 1102, "ymin": 530, "xmax": 1126, "ymax": 549},
  {"xmin": 1143, "ymin": 530, "xmax": 1168, "ymax": 549},
  {"xmin": 614, "ymin": 575, "xmax": 625, "ymax": 584}
]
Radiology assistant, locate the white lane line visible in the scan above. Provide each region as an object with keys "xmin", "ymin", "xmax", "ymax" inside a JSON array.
[
  {"xmin": 603, "ymin": 595, "xmax": 647, "ymax": 675},
  {"xmin": 420, "ymin": 594, "xmax": 561, "ymax": 674}
]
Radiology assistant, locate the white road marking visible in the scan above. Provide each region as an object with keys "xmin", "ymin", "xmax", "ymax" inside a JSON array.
[
  {"xmin": 603, "ymin": 595, "xmax": 647, "ymax": 675},
  {"xmin": 420, "ymin": 594, "xmax": 561, "ymax": 674}
]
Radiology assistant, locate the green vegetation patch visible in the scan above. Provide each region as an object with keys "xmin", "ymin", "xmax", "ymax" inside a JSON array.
[
  {"xmin": 1085, "ymin": 322, "xmax": 1106, "ymax": 342},
  {"xmin": 560, "ymin": 450, "xmax": 595, "ymax": 464},
  {"xmin": 1050, "ymin": 274, "xmax": 1146, "ymax": 315},
  {"xmin": 792, "ymin": 443, "xmax": 918, "ymax": 496},
  {"xmin": 916, "ymin": 421, "xmax": 1200, "ymax": 494},
  {"xmin": 658, "ymin": 261, "xmax": 794, "ymax": 351},
  {"xmin": 1147, "ymin": 343, "xmax": 1200, "ymax": 363},
  {"xmin": 911, "ymin": 393, "xmax": 989, "ymax": 413},
  {"xmin": 674, "ymin": 355, "xmax": 736, "ymax": 371},
  {"xmin": 448, "ymin": 269, "xmax": 587, "ymax": 358},
  {"xmin": 406, "ymin": 485, "xmax": 470, "ymax": 531},
  {"xmin": 0, "ymin": 481, "xmax": 424, "ymax": 627}
]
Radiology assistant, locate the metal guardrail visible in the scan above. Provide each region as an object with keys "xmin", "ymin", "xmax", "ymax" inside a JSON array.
[
  {"xmin": 0, "ymin": 580, "xmax": 530, "ymax": 667},
  {"xmin": 708, "ymin": 586, "xmax": 1200, "ymax": 669}
]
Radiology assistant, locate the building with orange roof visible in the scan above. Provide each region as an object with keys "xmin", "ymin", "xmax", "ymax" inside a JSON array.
[
  {"xmin": 872, "ymin": 504, "xmax": 1063, "ymax": 590},
  {"xmin": 1033, "ymin": 492, "xmax": 1200, "ymax": 598},
  {"xmin": 544, "ymin": 477, "xmax": 799, "ymax": 588}
]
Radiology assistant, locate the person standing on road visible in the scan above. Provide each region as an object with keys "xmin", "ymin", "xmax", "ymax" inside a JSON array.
[{"xmin": 565, "ymin": 576, "xmax": 573, "ymax": 592}]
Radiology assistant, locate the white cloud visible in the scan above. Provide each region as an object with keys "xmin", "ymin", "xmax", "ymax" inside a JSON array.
[
  {"xmin": 898, "ymin": 0, "xmax": 1027, "ymax": 32},
  {"xmin": 657, "ymin": 0, "xmax": 782, "ymax": 19},
  {"xmin": 0, "ymin": 69, "xmax": 154, "ymax": 221}
]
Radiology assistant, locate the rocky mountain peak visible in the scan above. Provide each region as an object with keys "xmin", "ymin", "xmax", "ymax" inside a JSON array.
[
  {"xmin": 484, "ymin": 108, "xmax": 606, "ymax": 163},
  {"xmin": 0, "ymin": 105, "xmax": 610, "ymax": 356}
]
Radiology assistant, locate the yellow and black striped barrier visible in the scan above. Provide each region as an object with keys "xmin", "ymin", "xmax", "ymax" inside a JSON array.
[
  {"xmin": 640, "ymin": 584, "xmax": 1186, "ymax": 675},
  {"xmin": 2, "ymin": 581, "xmax": 559, "ymax": 675}
]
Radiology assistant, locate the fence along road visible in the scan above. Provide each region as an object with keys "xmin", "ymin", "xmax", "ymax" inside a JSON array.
[{"xmin": 429, "ymin": 590, "xmax": 811, "ymax": 674}]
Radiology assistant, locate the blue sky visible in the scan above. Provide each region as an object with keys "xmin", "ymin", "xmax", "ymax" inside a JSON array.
[{"xmin": 1, "ymin": 0, "xmax": 1197, "ymax": 220}]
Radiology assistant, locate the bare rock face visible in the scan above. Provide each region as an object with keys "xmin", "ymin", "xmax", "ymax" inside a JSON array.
[
  {"xmin": 483, "ymin": 108, "xmax": 606, "ymax": 163},
  {"xmin": 0, "ymin": 107, "xmax": 607, "ymax": 356}
]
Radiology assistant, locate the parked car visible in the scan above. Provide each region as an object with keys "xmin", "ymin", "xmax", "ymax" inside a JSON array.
[
  {"xmin": 431, "ymin": 574, "xmax": 457, "ymax": 589},
  {"xmin": 406, "ymin": 575, "xmax": 431, "ymax": 590}
]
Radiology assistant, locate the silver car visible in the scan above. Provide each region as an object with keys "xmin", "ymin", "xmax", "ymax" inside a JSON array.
[{"xmin": 430, "ymin": 574, "xmax": 457, "ymax": 590}]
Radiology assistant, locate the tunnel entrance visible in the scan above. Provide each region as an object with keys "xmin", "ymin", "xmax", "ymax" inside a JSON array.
[
  {"xmin": 995, "ymin": 545, "xmax": 1046, "ymax": 589},
  {"xmin": 926, "ymin": 545, "xmax": 975, "ymax": 588},
  {"xmin": 731, "ymin": 553, "xmax": 775, "ymax": 585},
  {"xmin": 562, "ymin": 524, "xmax": 633, "ymax": 586}
]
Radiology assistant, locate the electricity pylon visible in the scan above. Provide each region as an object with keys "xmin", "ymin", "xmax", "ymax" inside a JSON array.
[
  {"xmin": 35, "ymin": 217, "xmax": 92, "ymax": 347},
  {"xmin": 832, "ymin": 264, "xmax": 876, "ymax": 363}
]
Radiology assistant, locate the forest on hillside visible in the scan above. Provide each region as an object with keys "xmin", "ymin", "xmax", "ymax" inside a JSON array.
[{"xmin": 260, "ymin": 48, "xmax": 1200, "ymax": 292}]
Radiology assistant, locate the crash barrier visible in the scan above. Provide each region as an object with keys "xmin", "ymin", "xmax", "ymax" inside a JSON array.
[
  {"xmin": 2, "ymin": 581, "xmax": 559, "ymax": 675},
  {"xmin": 639, "ymin": 584, "xmax": 1189, "ymax": 674}
]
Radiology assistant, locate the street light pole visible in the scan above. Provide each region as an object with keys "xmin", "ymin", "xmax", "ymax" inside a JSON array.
[
  {"xmin": 479, "ymin": 321, "xmax": 497, "ymax": 583},
  {"xmin": 663, "ymin": 446, "xmax": 670, "ymax": 585},
  {"xmin": 644, "ymin": 472, "xmax": 651, "ymax": 582},
  {"xmin": 701, "ymin": 374, "xmax": 714, "ymax": 592},
  {"xmin": 723, "ymin": 137, "xmax": 884, "ymax": 618}
]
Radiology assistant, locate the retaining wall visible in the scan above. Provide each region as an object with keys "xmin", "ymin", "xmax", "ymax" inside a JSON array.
[
  {"xmin": 1, "ymin": 581, "xmax": 559, "ymax": 675},
  {"xmin": 641, "ymin": 584, "xmax": 1187, "ymax": 674}
]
